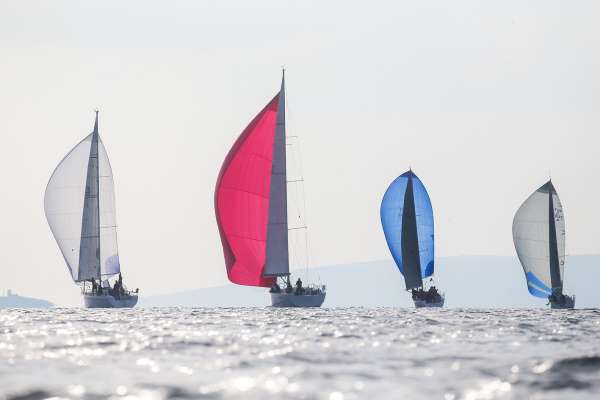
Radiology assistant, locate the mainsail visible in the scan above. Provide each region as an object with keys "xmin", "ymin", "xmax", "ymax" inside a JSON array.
[
  {"xmin": 215, "ymin": 74, "xmax": 290, "ymax": 287},
  {"xmin": 380, "ymin": 170, "xmax": 434, "ymax": 290},
  {"xmin": 44, "ymin": 112, "xmax": 120, "ymax": 282},
  {"xmin": 512, "ymin": 181, "xmax": 565, "ymax": 298}
]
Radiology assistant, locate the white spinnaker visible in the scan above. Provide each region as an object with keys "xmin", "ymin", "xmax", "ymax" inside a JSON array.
[
  {"xmin": 44, "ymin": 134, "xmax": 93, "ymax": 282},
  {"xmin": 512, "ymin": 183, "xmax": 565, "ymax": 293},
  {"xmin": 98, "ymin": 138, "xmax": 120, "ymax": 276}
]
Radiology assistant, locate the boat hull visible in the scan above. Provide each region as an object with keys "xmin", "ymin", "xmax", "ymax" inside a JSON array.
[
  {"xmin": 270, "ymin": 292, "xmax": 326, "ymax": 307},
  {"xmin": 550, "ymin": 294, "xmax": 575, "ymax": 309},
  {"xmin": 83, "ymin": 294, "xmax": 138, "ymax": 308},
  {"xmin": 414, "ymin": 295, "xmax": 445, "ymax": 308}
]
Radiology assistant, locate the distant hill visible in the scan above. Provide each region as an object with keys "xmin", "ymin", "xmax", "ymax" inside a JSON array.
[
  {"xmin": 139, "ymin": 255, "xmax": 599, "ymax": 308},
  {"xmin": 0, "ymin": 291, "xmax": 53, "ymax": 309}
]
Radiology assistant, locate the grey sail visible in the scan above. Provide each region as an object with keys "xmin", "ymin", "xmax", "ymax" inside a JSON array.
[
  {"xmin": 78, "ymin": 120, "xmax": 101, "ymax": 281},
  {"xmin": 44, "ymin": 112, "xmax": 120, "ymax": 283},
  {"xmin": 512, "ymin": 181, "xmax": 565, "ymax": 297},
  {"xmin": 401, "ymin": 174, "xmax": 423, "ymax": 290},
  {"xmin": 263, "ymin": 73, "xmax": 290, "ymax": 277}
]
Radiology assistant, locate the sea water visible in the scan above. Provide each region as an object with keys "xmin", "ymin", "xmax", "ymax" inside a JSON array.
[{"xmin": 1, "ymin": 308, "xmax": 599, "ymax": 399}]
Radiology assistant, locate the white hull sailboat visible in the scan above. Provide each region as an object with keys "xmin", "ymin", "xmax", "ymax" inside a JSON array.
[
  {"xmin": 83, "ymin": 292, "xmax": 138, "ymax": 308},
  {"xmin": 381, "ymin": 170, "xmax": 444, "ymax": 308},
  {"xmin": 215, "ymin": 71, "xmax": 326, "ymax": 307},
  {"xmin": 270, "ymin": 291, "xmax": 326, "ymax": 307},
  {"xmin": 44, "ymin": 111, "xmax": 138, "ymax": 308},
  {"xmin": 513, "ymin": 180, "xmax": 574, "ymax": 309}
]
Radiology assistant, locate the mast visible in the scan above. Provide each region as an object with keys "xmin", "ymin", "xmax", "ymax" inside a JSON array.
[
  {"xmin": 263, "ymin": 71, "xmax": 290, "ymax": 277},
  {"xmin": 401, "ymin": 172, "xmax": 423, "ymax": 290},
  {"xmin": 93, "ymin": 111, "xmax": 102, "ymax": 279},
  {"xmin": 547, "ymin": 182, "xmax": 562, "ymax": 293}
]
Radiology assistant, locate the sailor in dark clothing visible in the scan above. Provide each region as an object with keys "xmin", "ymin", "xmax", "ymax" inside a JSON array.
[
  {"xmin": 270, "ymin": 282, "xmax": 281, "ymax": 293},
  {"xmin": 295, "ymin": 278, "xmax": 303, "ymax": 295},
  {"xmin": 549, "ymin": 292, "xmax": 564, "ymax": 304},
  {"xmin": 91, "ymin": 278, "xmax": 98, "ymax": 295},
  {"xmin": 428, "ymin": 286, "xmax": 439, "ymax": 302},
  {"xmin": 113, "ymin": 280, "xmax": 121, "ymax": 299}
]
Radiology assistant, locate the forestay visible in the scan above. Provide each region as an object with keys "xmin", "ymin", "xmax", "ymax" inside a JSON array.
[{"xmin": 512, "ymin": 181, "xmax": 565, "ymax": 298}]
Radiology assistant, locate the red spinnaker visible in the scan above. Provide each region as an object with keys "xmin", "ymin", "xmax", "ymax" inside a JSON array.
[{"xmin": 215, "ymin": 94, "xmax": 280, "ymax": 287}]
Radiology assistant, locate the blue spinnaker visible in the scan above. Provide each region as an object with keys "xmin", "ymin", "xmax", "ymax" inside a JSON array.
[{"xmin": 380, "ymin": 170, "xmax": 434, "ymax": 290}]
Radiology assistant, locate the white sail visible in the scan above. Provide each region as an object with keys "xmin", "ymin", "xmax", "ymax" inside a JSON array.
[
  {"xmin": 512, "ymin": 181, "xmax": 565, "ymax": 297},
  {"xmin": 44, "ymin": 114, "xmax": 120, "ymax": 282},
  {"xmin": 263, "ymin": 74, "xmax": 290, "ymax": 277},
  {"xmin": 98, "ymin": 137, "xmax": 120, "ymax": 276}
]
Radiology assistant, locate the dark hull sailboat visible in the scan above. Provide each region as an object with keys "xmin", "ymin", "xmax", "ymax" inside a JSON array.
[
  {"xmin": 381, "ymin": 170, "xmax": 444, "ymax": 308},
  {"xmin": 215, "ymin": 72, "xmax": 325, "ymax": 307},
  {"xmin": 513, "ymin": 180, "xmax": 574, "ymax": 309},
  {"xmin": 44, "ymin": 111, "xmax": 138, "ymax": 308}
]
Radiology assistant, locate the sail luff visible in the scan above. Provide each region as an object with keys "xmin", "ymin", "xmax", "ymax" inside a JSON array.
[{"xmin": 263, "ymin": 72, "xmax": 290, "ymax": 277}]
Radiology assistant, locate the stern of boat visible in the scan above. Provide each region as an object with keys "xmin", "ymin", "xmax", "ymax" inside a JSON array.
[{"xmin": 550, "ymin": 294, "xmax": 575, "ymax": 309}]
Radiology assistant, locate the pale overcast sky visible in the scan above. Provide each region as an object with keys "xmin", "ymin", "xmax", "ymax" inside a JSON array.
[{"xmin": 1, "ymin": 1, "xmax": 599, "ymax": 306}]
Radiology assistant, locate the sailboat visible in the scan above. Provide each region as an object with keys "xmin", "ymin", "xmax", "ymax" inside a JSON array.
[
  {"xmin": 215, "ymin": 71, "xmax": 326, "ymax": 307},
  {"xmin": 380, "ymin": 170, "xmax": 444, "ymax": 308},
  {"xmin": 512, "ymin": 180, "xmax": 574, "ymax": 309},
  {"xmin": 44, "ymin": 111, "xmax": 138, "ymax": 308}
]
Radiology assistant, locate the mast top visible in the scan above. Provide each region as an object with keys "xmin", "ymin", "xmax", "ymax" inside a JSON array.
[
  {"xmin": 93, "ymin": 109, "xmax": 99, "ymax": 134},
  {"xmin": 280, "ymin": 67, "xmax": 285, "ymax": 92}
]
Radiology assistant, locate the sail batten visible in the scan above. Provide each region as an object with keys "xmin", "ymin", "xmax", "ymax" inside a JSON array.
[{"xmin": 381, "ymin": 170, "xmax": 435, "ymax": 290}]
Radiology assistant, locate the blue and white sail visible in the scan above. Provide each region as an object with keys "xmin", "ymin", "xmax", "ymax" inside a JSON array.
[
  {"xmin": 380, "ymin": 170, "xmax": 434, "ymax": 290},
  {"xmin": 512, "ymin": 181, "xmax": 565, "ymax": 298},
  {"xmin": 44, "ymin": 112, "xmax": 120, "ymax": 283}
]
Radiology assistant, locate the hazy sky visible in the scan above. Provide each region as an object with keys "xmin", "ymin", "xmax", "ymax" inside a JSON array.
[{"xmin": 1, "ymin": 1, "xmax": 599, "ymax": 306}]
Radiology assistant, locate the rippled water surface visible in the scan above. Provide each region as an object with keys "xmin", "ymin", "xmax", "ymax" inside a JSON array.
[{"xmin": 1, "ymin": 308, "xmax": 600, "ymax": 400}]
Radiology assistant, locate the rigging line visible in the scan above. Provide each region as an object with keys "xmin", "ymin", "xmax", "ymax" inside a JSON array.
[
  {"xmin": 286, "ymin": 80, "xmax": 310, "ymax": 280},
  {"xmin": 296, "ymin": 139, "xmax": 311, "ymax": 278},
  {"xmin": 286, "ymin": 84, "xmax": 302, "ymax": 275}
]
